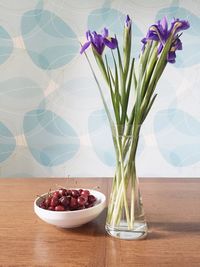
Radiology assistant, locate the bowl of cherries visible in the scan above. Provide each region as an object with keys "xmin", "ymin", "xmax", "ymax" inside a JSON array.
[{"xmin": 34, "ymin": 188, "xmax": 106, "ymax": 228}]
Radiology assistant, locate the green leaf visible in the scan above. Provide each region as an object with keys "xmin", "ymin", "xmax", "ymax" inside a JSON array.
[
  {"xmin": 121, "ymin": 57, "xmax": 135, "ymax": 126},
  {"xmin": 83, "ymin": 51, "xmax": 119, "ymax": 155},
  {"xmin": 141, "ymin": 44, "xmax": 158, "ymax": 100},
  {"xmin": 141, "ymin": 94, "xmax": 157, "ymax": 123},
  {"xmin": 111, "ymin": 51, "xmax": 122, "ymax": 113},
  {"xmin": 92, "ymin": 48, "xmax": 109, "ymax": 84},
  {"xmin": 139, "ymin": 34, "xmax": 173, "ymax": 117},
  {"xmin": 138, "ymin": 40, "xmax": 152, "ymax": 78},
  {"xmin": 116, "ymin": 44, "xmax": 125, "ymax": 103},
  {"xmin": 133, "ymin": 64, "xmax": 137, "ymax": 91},
  {"xmin": 123, "ymin": 27, "xmax": 132, "ymax": 79},
  {"xmin": 105, "ymin": 55, "xmax": 120, "ymax": 124}
]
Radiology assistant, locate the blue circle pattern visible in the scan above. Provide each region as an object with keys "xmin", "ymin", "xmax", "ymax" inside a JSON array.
[
  {"xmin": 0, "ymin": 3, "xmax": 199, "ymax": 176},
  {"xmin": 0, "ymin": 122, "xmax": 16, "ymax": 162},
  {"xmin": 21, "ymin": 9, "xmax": 79, "ymax": 70},
  {"xmin": 88, "ymin": 109, "xmax": 115, "ymax": 166},
  {"xmin": 23, "ymin": 109, "xmax": 80, "ymax": 166},
  {"xmin": 0, "ymin": 26, "xmax": 13, "ymax": 64},
  {"xmin": 154, "ymin": 109, "xmax": 200, "ymax": 166}
]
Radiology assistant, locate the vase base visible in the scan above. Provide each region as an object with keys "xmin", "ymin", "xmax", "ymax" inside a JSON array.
[{"xmin": 105, "ymin": 221, "xmax": 148, "ymax": 240}]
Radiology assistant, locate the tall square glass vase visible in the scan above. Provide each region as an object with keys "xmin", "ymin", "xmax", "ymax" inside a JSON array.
[{"xmin": 105, "ymin": 127, "xmax": 148, "ymax": 240}]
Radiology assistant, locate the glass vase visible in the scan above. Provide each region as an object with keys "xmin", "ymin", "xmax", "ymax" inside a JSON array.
[{"xmin": 105, "ymin": 125, "xmax": 148, "ymax": 240}]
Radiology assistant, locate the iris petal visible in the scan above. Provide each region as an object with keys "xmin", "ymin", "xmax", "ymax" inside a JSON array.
[
  {"xmin": 80, "ymin": 41, "xmax": 91, "ymax": 54},
  {"xmin": 158, "ymin": 43, "xmax": 163, "ymax": 54},
  {"xmin": 125, "ymin": 15, "xmax": 132, "ymax": 28},
  {"xmin": 102, "ymin": 28, "xmax": 109, "ymax": 38},
  {"xmin": 167, "ymin": 51, "xmax": 176, "ymax": 63},
  {"xmin": 104, "ymin": 37, "xmax": 118, "ymax": 49},
  {"xmin": 147, "ymin": 31, "xmax": 160, "ymax": 41},
  {"xmin": 141, "ymin": 16, "xmax": 190, "ymax": 63},
  {"xmin": 160, "ymin": 16, "xmax": 168, "ymax": 32},
  {"xmin": 86, "ymin": 30, "xmax": 91, "ymax": 40},
  {"xmin": 171, "ymin": 19, "xmax": 190, "ymax": 34},
  {"xmin": 174, "ymin": 38, "xmax": 182, "ymax": 50},
  {"xmin": 80, "ymin": 21, "xmax": 120, "ymax": 55}
]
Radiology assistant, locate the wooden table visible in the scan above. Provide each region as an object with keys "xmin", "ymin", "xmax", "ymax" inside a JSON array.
[{"xmin": 0, "ymin": 178, "xmax": 200, "ymax": 267}]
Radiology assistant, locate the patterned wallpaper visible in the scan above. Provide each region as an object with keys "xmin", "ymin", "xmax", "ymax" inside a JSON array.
[{"xmin": 0, "ymin": 0, "xmax": 199, "ymax": 178}]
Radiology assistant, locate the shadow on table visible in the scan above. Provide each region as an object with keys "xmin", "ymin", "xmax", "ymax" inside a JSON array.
[
  {"xmin": 57, "ymin": 208, "xmax": 107, "ymax": 237},
  {"xmin": 150, "ymin": 221, "xmax": 200, "ymax": 232},
  {"xmin": 147, "ymin": 221, "xmax": 200, "ymax": 239},
  {"xmin": 57, "ymin": 212, "xmax": 200, "ymax": 240}
]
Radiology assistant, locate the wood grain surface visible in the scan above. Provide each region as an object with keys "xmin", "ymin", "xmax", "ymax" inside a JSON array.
[{"xmin": 0, "ymin": 178, "xmax": 200, "ymax": 267}]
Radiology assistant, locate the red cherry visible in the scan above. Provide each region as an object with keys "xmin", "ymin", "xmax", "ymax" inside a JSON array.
[
  {"xmin": 53, "ymin": 191, "xmax": 60, "ymax": 198},
  {"xmin": 48, "ymin": 206, "xmax": 55, "ymax": 211},
  {"xmin": 50, "ymin": 197, "xmax": 59, "ymax": 207},
  {"xmin": 77, "ymin": 205, "xmax": 85, "ymax": 210},
  {"xmin": 38, "ymin": 188, "xmax": 96, "ymax": 211},
  {"xmin": 77, "ymin": 196, "xmax": 87, "ymax": 206},
  {"xmin": 39, "ymin": 202, "xmax": 47, "ymax": 209},
  {"xmin": 66, "ymin": 189, "xmax": 72, "ymax": 196},
  {"xmin": 59, "ymin": 188, "xmax": 67, "ymax": 196},
  {"xmin": 71, "ymin": 190, "xmax": 79, "ymax": 198},
  {"xmin": 55, "ymin": 205, "xmax": 65, "ymax": 211},
  {"xmin": 60, "ymin": 196, "xmax": 70, "ymax": 207},
  {"xmin": 88, "ymin": 195, "xmax": 96, "ymax": 204},
  {"xmin": 45, "ymin": 196, "xmax": 52, "ymax": 207},
  {"xmin": 70, "ymin": 197, "xmax": 78, "ymax": 209},
  {"xmin": 81, "ymin": 190, "xmax": 90, "ymax": 198},
  {"xmin": 84, "ymin": 202, "xmax": 89, "ymax": 208},
  {"xmin": 78, "ymin": 189, "xmax": 83, "ymax": 195}
]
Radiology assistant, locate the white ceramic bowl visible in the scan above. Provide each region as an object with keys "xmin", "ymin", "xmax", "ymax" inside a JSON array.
[{"xmin": 34, "ymin": 189, "xmax": 106, "ymax": 228}]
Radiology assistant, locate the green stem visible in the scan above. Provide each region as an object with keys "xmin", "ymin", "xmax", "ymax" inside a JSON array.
[
  {"xmin": 130, "ymin": 162, "xmax": 136, "ymax": 228},
  {"xmin": 116, "ymin": 137, "xmax": 131, "ymax": 227}
]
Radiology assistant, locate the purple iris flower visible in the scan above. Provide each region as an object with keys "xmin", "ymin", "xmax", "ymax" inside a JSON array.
[
  {"xmin": 170, "ymin": 18, "xmax": 190, "ymax": 34},
  {"xmin": 167, "ymin": 37, "xmax": 182, "ymax": 63},
  {"xmin": 80, "ymin": 28, "xmax": 118, "ymax": 55},
  {"xmin": 125, "ymin": 15, "xmax": 132, "ymax": 29},
  {"xmin": 141, "ymin": 16, "xmax": 190, "ymax": 63}
]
